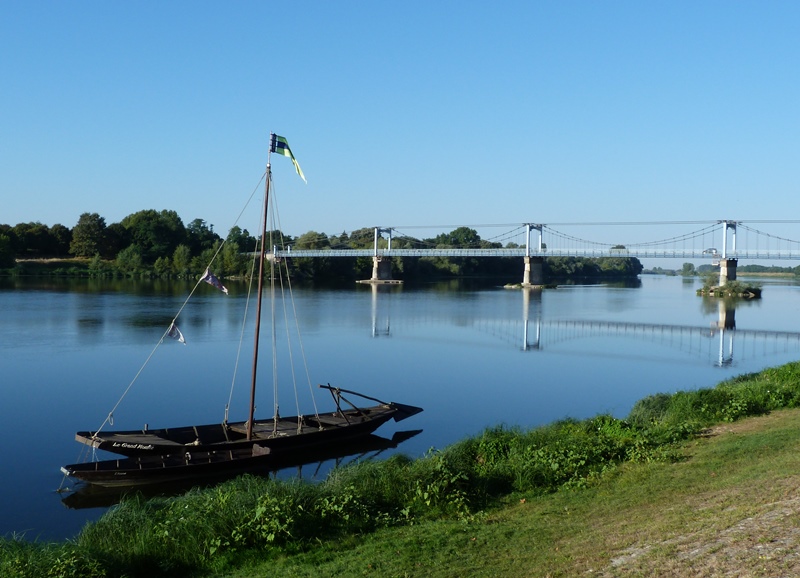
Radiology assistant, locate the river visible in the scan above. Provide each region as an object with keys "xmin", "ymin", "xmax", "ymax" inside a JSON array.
[{"xmin": 2, "ymin": 274, "xmax": 800, "ymax": 540}]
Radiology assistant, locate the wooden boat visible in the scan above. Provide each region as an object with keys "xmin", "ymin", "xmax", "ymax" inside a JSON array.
[
  {"xmin": 61, "ymin": 430, "xmax": 422, "ymax": 492},
  {"xmin": 61, "ymin": 134, "xmax": 422, "ymax": 486},
  {"xmin": 73, "ymin": 385, "xmax": 421, "ymax": 457}
]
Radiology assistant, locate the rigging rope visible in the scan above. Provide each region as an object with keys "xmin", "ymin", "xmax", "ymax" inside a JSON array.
[
  {"xmin": 225, "ymin": 220, "xmax": 261, "ymax": 424},
  {"xmin": 92, "ymin": 171, "xmax": 268, "ymax": 437},
  {"xmin": 267, "ymin": 179, "xmax": 321, "ymax": 425}
]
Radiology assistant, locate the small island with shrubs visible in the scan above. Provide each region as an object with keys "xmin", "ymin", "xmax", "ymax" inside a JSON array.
[{"xmin": 696, "ymin": 279, "xmax": 762, "ymax": 299}]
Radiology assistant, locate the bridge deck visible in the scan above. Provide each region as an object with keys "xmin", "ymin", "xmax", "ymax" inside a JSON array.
[{"xmin": 271, "ymin": 248, "xmax": 800, "ymax": 260}]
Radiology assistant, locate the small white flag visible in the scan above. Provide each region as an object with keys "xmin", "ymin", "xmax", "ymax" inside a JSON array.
[
  {"xmin": 168, "ymin": 322, "xmax": 186, "ymax": 344},
  {"xmin": 201, "ymin": 268, "xmax": 228, "ymax": 294}
]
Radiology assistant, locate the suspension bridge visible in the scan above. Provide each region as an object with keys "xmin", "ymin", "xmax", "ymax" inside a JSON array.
[{"xmin": 270, "ymin": 220, "xmax": 800, "ymax": 285}]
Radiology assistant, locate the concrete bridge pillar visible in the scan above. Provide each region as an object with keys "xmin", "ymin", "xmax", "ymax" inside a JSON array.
[
  {"xmin": 522, "ymin": 256, "xmax": 544, "ymax": 287},
  {"xmin": 719, "ymin": 258, "xmax": 738, "ymax": 286},
  {"xmin": 371, "ymin": 256, "xmax": 393, "ymax": 282}
]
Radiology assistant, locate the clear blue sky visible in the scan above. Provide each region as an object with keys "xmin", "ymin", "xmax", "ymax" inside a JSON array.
[{"xmin": 2, "ymin": 1, "xmax": 799, "ymax": 245}]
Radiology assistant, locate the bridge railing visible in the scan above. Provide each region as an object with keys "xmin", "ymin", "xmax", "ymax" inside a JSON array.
[
  {"xmin": 272, "ymin": 248, "xmax": 722, "ymax": 259},
  {"xmin": 269, "ymin": 248, "xmax": 800, "ymax": 260}
]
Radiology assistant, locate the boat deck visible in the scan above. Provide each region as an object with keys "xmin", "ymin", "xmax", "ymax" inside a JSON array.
[{"xmin": 228, "ymin": 415, "xmax": 358, "ymax": 438}]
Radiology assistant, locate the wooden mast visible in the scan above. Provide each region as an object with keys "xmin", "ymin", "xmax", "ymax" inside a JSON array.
[{"xmin": 246, "ymin": 136, "xmax": 274, "ymax": 441}]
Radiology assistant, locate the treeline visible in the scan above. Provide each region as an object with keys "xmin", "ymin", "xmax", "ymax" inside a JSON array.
[
  {"xmin": 678, "ymin": 262, "xmax": 800, "ymax": 277},
  {"xmin": 0, "ymin": 211, "xmax": 256, "ymax": 278},
  {"xmin": 0, "ymin": 215, "xmax": 643, "ymax": 281},
  {"xmin": 738, "ymin": 263, "xmax": 800, "ymax": 274}
]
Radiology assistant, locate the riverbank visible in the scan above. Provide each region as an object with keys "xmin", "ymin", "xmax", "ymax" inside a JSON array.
[
  {"xmin": 244, "ymin": 407, "xmax": 800, "ymax": 577},
  {"xmin": 5, "ymin": 361, "xmax": 800, "ymax": 577}
]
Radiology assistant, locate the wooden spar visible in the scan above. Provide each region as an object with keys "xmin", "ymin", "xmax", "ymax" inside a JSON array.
[
  {"xmin": 319, "ymin": 384, "xmax": 388, "ymax": 406},
  {"xmin": 247, "ymin": 149, "xmax": 273, "ymax": 440}
]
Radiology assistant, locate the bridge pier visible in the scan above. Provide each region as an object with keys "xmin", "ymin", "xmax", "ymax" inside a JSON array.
[
  {"xmin": 357, "ymin": 256, "xmax": 402, "ymax": 285},
  {"xmin": 522, "ymin": 256, "xmax": 544, "ymax": 287},
  {"xmin": 718, "ymin": 258, "xmax": 738, "ymax": 286}
]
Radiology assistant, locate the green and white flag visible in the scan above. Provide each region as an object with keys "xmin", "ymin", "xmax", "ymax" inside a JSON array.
[{"xmin": 270, "ymin": 134, "xmax": 306, "ymax": 183}]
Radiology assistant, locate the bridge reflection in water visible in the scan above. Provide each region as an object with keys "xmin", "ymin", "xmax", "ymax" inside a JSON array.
[{"xmin": 368, "ymin": 285, "xmax": 800, "ymax": 369}]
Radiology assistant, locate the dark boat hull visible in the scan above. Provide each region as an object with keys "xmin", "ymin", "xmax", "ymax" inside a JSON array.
[
  {"xmin": 61, "ymin": 430, "xmax": 422, "ymax": 495},
  {"xmin": 75, "ymin": 402, "xmax": 423, "ymax": 457},
  {"xmin": 63, "ymin": 446, "xmax": 301, "ymax": 487}
]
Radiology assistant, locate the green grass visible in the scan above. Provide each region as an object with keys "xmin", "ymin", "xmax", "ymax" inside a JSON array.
[
  {"xmin": 229, "ymin": 410, "xmax": 800, "ymax": 577},
  {"xmin": 5, "ymin": 361, "xmax": 800, "ymax": 577}
]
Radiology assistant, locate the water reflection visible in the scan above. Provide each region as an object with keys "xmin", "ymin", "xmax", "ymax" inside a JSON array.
[
  {"xmin": 713, "ymin": 300, "xmax": 735, "ymax": 367},
  {"xmin": 60, "ymin": 430, "xmax": 421, "ymax": 510},
  {"xmin": 6, "ymin": 276, "xmax": 800, "ymax": 540},
  {"xmin": 370, "ymin": 284, "xmax": 391, "ymax": 337},
  {"xmin": 368, "ymin": 285, "xmax": 800, "ymax": 368},
  {"xmin": 521, "ymin": 288, "xmax": 542, "ymax": 351}
]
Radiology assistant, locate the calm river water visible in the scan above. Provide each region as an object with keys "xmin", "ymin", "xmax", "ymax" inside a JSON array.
[{"xmin": 2, "ymin": 274, "xmax": 800, "ymax": 540}]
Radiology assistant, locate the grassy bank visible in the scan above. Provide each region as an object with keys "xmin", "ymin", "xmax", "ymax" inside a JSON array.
[
  {"xmin": 2, "ymin": 258, "xmax": 91, "ymax": 276},
  {"xmin": 248, "ymin": 409, "xmax": 800, "ymax": 577},
  {"xmin": 4, "ymin": 362, "xmax": 800, "ymax": 577}
]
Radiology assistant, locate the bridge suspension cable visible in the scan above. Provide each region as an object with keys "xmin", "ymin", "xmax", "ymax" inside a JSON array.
[
  {"xmin": 737, "ymin": 224, "xmax": 800, "ymax": 253},
  {"xmin": 543, "ymin": 226, "xmax": 616, "ymax": 248},
  {"xmin": 624, "ymin": 223, "xmax": 718, "ymax": 248}
]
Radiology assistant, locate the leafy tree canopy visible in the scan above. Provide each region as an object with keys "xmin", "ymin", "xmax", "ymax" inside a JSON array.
[
  {"xmin": 186, "ymin": 218, "xmax": 221, "ymax": 255},
  {"xmin": 294, "ymin": 230, "xmax": 329, "ymax": 250},
  {"xmin": 226, "ymin": 226, "xmax": 257, "ymax": 252},
  {"xmin": 70, "ymin": 213, "xmax": 107, "ymax": 257},
  {"xmin": 0, "ymin": 233, "xmax": 15, "ymax": 267},
  {"xmin": 431, "ymin": 227, "xmax": 481, "ymax": 248},
  {"xmin": 120, "ymin": 209, "xmax": 186, "ymax": 263}
]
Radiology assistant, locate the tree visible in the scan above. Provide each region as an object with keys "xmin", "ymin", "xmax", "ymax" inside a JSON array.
[
  {"xmin": 226, "ymin": 226, "xmax": 257, "ymax": 252},
  {"xmin": 49, "ymin": 224, "xmax": 72, "ymax": 256},
  {"xmin": 115, "ymin": 245, "xmax": 144, "ymax": 274},
  {"xmin": 220, "ymin": 241, "xmax": 246, "ymax": 276},
  {"xmin": 681, "ymin": 263, "xmax": 696, "ymax": 276},
  {"xmin": 11, "ymin": 222, "xmax": 54, "ymax": 257},
  {"xmin": 120, "ymin": 209, "xmax": 187, "ymax": 263},
  {"xmin": 70, "ymin": 213, "xmax": 107, "ymax": 257},
  {"xmin": 347, "ymin": 228, "xmax": 376, "ymax": 249},
  {"xmin": 190, "ymin": 245, "xmax": 219, "ymax": 275},
  {"xmin": 103, "ymin": 222, "xmax": 130, "ymax": 259},
  {"xmin": 0, "ymin": 234, "xmax": 15, "ymax": 268},
  {"xmin": 294, "ymin": 231, "xmax": 330, "ymax": 250},
  {"xmin": 432, "ymin": 227, "xmax": 481, "ymax": 248},
  {"xmin": 260, "ymin": 229, "xmax": 294, "ymax": 251},
  {"xmin": 88, "ymin": 254, "xmax": 106, "ymax": 276},
  {"xmin": 186, "ymin": 218, "xmax": 220, "ymax": 255},
  {"xmin": 154, "ymin": 256, "xmax": 172, "ymax": 276},
  {"xmin": 172, "ymin": 244, "xmax": 192, "ymax": 277}
]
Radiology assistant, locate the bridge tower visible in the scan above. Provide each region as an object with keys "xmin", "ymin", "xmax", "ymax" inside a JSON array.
[
  {"xmin": 522, "ymin": 223, "xmax": 544, "ymax": 287},
  {"xmin": 364, "ymin": 227, "xmax": 398, "ymax": 283},
  {"xmin": 718, "ymin": 220, "xmax": 738, "ymax": 286}
]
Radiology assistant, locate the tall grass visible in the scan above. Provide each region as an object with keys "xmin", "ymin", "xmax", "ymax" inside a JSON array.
[{"xmin": 5, "ymin": 361, "xmax": 800, "ymax": 577}]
